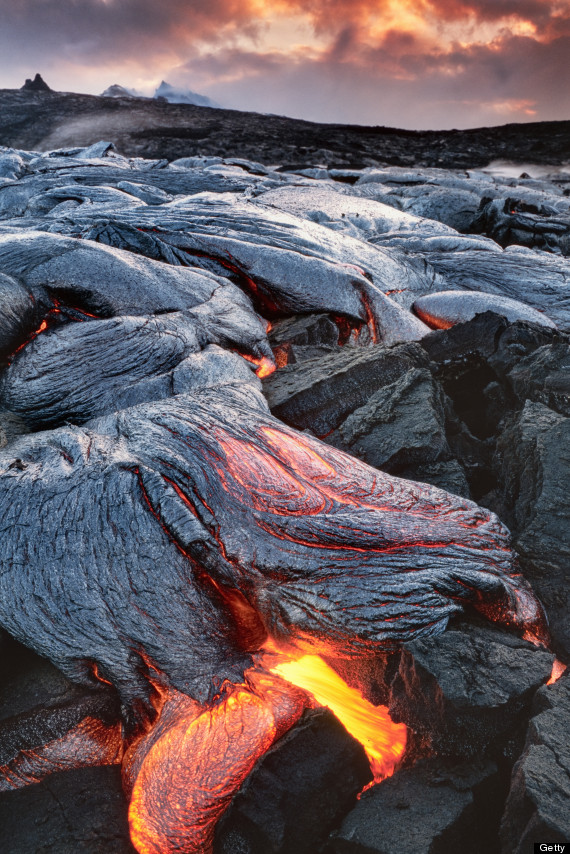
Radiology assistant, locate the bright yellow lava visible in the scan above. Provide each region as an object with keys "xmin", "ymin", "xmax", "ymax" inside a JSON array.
[{"xmin": 270, "ymin": 653, "xmax": 407, "ymax": 781}]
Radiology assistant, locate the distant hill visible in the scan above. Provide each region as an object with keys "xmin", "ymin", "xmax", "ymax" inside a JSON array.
[
  {"xmin": 1, "ymin": 81, "xmax": 569, "ymax": 170},
  {"xmin": 101, "ymin": 81, "xmax": 220, "ymax": 108},
  {"xmin": 100, "ymin": 84, "xmax": 142, "ymax": 99},
  {"xmin": 153, "ymin": 81, "xmax": 220, "ymax": 108}
]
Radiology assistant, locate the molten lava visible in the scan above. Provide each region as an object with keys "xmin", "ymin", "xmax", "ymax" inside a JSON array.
[
  {"xmin": 547, "ymin": 658, "xmax": 567, "ymax": 685},
  {"xmin": 412, "ymin": 305, "xmax": 453, "ymax": 330},
  {"xmin": 124, "ymin": 640, "xmax": 407, "ymax": 854},
  {"xmin": 267, "ymin": 650, "xmax": 407, "ymax": 782},
  {"xmin": 125, "ymin": 672, "xmax": 308, "ymax": 854},
  {"xmin": 240, "ymin": 353, "xmax": 276, "ymax": 378}
]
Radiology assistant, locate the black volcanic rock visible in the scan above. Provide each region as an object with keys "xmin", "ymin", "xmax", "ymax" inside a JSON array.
[
  {"xmin": 389, "ymin": 623, "xmax": 554, "ymax": 759},
  {"xmin": 215, "ymin": 708, "xmax": 372, "ymax": 854},
  {"xmin": 0, "ymin": 635, "xmax": 109, "ymax": 724},
  {"xmin": 0, "ymin": 766, "xmax": 135, "ymax": 853},
  {"xmin": 0, "ymin": 635, "xmax": 121, "ymax": 793},
  {"xmin": 500, "ymin": 673, "xmax": 570, "ymax": 852},
  {"xmin": 268, "ymin": 313, "xmax": 346, "ymax": 365},
  {"xmin": 263, "ymin": 343, "xmax": 429, "ymax": 437},
  {"xmin": 325, "ymin": 366, "xmax": 450, "ymax": 475},
  {"xmin": 21, "ymin": 73, "xmax": 52, "ymax": 93},
  {"xmin": 421, "ymin": 311, "xmax": 512, "ymax": 364},
  {"xmin": 473, "ymin": 196, "xmax": 570, "ymax": 256},
  {"xmin": 506, "ymin": 341, "xmax": 570, "ymax": 416},
  {"xmin": 493, "ymin": 401, "xmax": 570, "ymax": 655},
  {"xmin": 329, "ymin": 758, "xmax": 503, "ymax": 854},
  {"xmin": 417, "ymin": 314, "xmax": 566, "ymax": 499},
  {"xmin": 264, "ymin": 340, "xmax": 468, "ymax": 491},
  {"xmin": 398, "ymin": 459, "xmax": 471, "ymax": 499}
]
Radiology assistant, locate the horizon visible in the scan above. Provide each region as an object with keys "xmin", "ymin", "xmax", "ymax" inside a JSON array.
[
  {"xmin": 0, "ymin": 1, "xmax": 569, "ymax": 131},
  {"xmin": 6, "ymin": 74, "xmax": 570, "ymax": 136}
]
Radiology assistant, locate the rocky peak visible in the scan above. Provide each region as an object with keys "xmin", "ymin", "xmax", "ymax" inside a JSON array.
[{"xmin": 21, "ymin": 74, "xmax": 52, "ymax": 93}]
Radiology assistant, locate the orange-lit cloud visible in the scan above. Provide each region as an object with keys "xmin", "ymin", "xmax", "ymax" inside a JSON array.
[{"xmin": 0, "ymin": 0, "xmax": 568, "ymax": 129}]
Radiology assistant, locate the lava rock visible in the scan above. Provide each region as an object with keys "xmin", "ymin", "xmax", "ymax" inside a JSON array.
[
  {"xmin": 421, "ymin": 311, "xmax": 511, "ymax": 364},
  {"xmin": 473, "ymin": 196, "xmax": 570, "ymax": 256},
  {"xmin": 115, "ymin": 180, "xmax": 174, "ymax": 205},
  {"xmin": 500, "ymin": 673, "xmax": 570, "ymax": 852},
  {"xmin": 256, "ymin": 183, "xmax": 455, "ymax": 241},
  {"xmin": 43, "ymin": 193, "xmax": 430, "ymax": 346},
  {"xmin": 328, "ymin": 758, "xmax": 503, "ymax": 854},
  {"xmin": 215, "ymin": 708, "xmax": 372, "ymax": 854},
  {"xmin": 413, "ymin": 290, "xmax": 556, "ymax": 331},
  {"xmin": 269, "ymin": 313, "xmax": 343, "ymax": 350},
  {"xmin": 1, "ymin": 377, "xmax": 535, "ymax": 720},
  {"xmin": 0, "ymin": 636, "xmax": 104, "ymax": 722},
  {"xmin": 507, "ymin": 341, "xmax": 570, "ymax": 417},
  {"xmin": 0, "ymin": 636, "xmax": 121, "ymax": 790},
  {"xmin": 268, "ymin": 313, "xmax": 346, "ymax": 366},
  {"xmin": 418, "ymin": 315, "xmax": 563, "ymax": 500},
  {"xmin": 389, "ymin": 622, "xmax": 554, "ymax": 758},
  {"xmin": 0, "ymin": 766, "xmax": 135, "ymax": 853},
  {"xmin": 263, "ymin": 342, "xmax": 428, "ymax": 437},
  {"xmin": 398, "ymin": 459, "xmax": 471, "ymax": 499},
  {"xmin": 493, "ymin": 401, "xmax": 570, "ymax": 655},
  {"xmin": 326, "ymin": 367, "xmax": 451, "ymax": 474},
  {"xmin": 424, "ymin": 246, "xmax": 570, "ymax": 332},
  {"xmin": 486, "ymin": 319, "xmax": 560, "ymax": 380},
  {"xmin": 0, "ymin": 409, "xmax": 27, "ymax": 448}
]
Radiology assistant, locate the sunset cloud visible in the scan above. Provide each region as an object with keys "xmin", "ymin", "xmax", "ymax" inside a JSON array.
[{"xmin": 0, "ymin": 0, "xmax": 568, "ymax": 129}]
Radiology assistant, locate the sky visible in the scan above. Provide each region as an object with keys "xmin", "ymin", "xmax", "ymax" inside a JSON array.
[{"xmin": 1, "ymin": 0, "xmax": 569, "ymax": 129}]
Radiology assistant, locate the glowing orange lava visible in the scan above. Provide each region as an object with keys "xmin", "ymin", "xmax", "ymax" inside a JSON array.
[
  {"xmin": 547, "ymin": 659, "xmax": 567, "ymax": 685},
  {"xmin": 413, "ymin": 305, "xmax": 453, "ymax": 330},
  {"xmin": 125, "ymin": 641, "xmax": 407, "ymax": 854},
  {"xmin": 267, "ymin": 650, "xmax": 406, "ymax": 782},
  {"xmin": 241, "ymin": 353, "xmax": 277, "ymax": 377},
  {"xmin": 126, "ymin": 672, "xmax": 307, "ymax": 854}
]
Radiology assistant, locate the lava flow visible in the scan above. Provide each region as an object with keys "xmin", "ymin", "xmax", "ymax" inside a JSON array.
[
  {"xmin": 240, "ymin": 352, "xmax": 276, "ymax": 377},
  {"xmin": 265, "ymin": 648, "xmax": 407, "ymax": 782},
  {"xmin": 124, "ymin": 644, "xmax": 406, "ymax": 854},
  {"xmin": 125, "ymin": 670, "xmax": 308, "ymax": 854},
  {"xmin": 547, "ymin": 658, "xmax": 567, "ymax": 685}
]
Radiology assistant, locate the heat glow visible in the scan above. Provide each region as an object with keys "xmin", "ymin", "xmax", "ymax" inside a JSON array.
[
  {"xmin": 241, "ymin": 353, "xmax": 277, "ymax": 377},
  {"xmin": 126, "ymin": 672, "xmax": 307, "ymax": 854},
  {"xmin": 269, "ymin": 651, "xmax": 407, "ymax": 782},
  {"xmin": 547, "ymin": 659, "xmax": 567, "ymax": 685}
]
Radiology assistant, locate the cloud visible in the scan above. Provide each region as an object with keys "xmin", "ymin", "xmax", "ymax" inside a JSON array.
[
  {"xmin": 0, "ymin": 0, "xmax": 263, "ymax": 67},
  {"xmin": 0, "ymin": 0, "xmax": 568, "ymax": 128},
  {"xmin": 176, "ymin": 29, "xmax": 570, "ymax": 128}
]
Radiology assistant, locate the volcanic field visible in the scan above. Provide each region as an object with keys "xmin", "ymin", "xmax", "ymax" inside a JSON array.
[{"xmin": 0, "ymin": 88, "xmax": 569, "ymax": 854}]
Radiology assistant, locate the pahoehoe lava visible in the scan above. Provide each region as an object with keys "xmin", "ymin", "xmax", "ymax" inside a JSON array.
[{"xmin": 0, "ymin": 137, "xmax": 562, "ymax": 854}]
